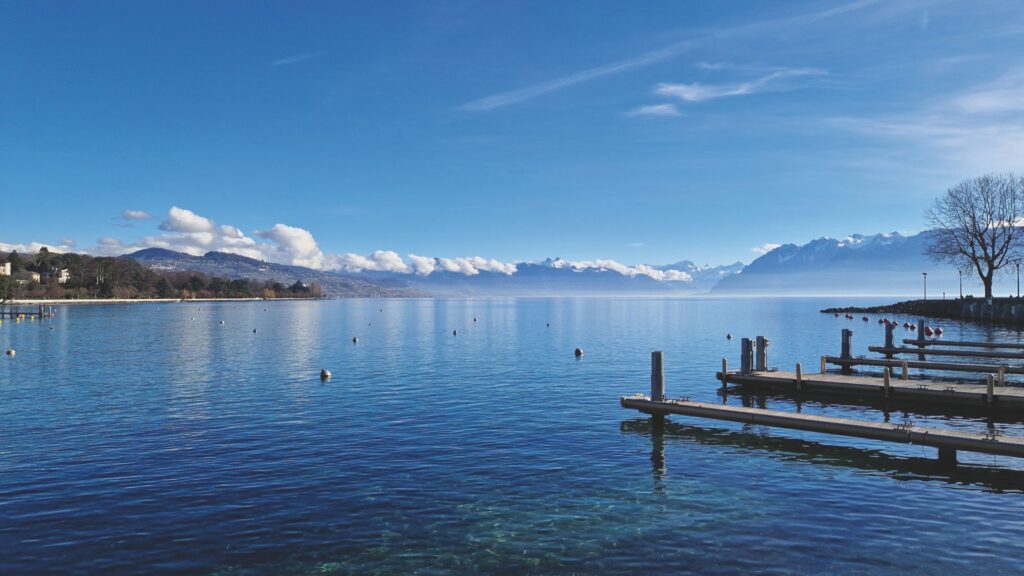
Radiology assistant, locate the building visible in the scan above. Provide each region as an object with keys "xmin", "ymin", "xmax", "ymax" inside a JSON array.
[
  {"xmin": 57, "ymin": 268, "xmax": 70, "ymax": 284},
  {"xmin": 0, "ymin": 262, "xmax": 10, "ymax": 276},
  {"xmin": 14, "ymin": 271, "xmax": 40, "ymax": 285}
]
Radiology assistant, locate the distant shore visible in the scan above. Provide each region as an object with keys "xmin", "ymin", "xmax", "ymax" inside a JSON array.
[
  {"xmin": 2, "ymin": 297, "xmax": 321, "ymax": 306},
  {"xmin": 822, "ymin": 297, "xmax": 1024, "ymax": 327}
]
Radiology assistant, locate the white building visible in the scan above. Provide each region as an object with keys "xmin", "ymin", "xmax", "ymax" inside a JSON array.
[{"xmin": 0, "ymin": 262, "xmax": 10, "ymax": 276}]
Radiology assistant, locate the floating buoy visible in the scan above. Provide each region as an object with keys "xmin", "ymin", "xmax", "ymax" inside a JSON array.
[
  {"xmin": 546, "ymin": 323, "xmax": 550, "ymax": 327},
  {"xmin": 320, "ymin": 368, "xmax": 331, "ymax": 380},
  {"xmin": 452, "ymin": 329, "xmax": 458, "ymax": 336},
  {"xmin": 219, "ymin": 320, "xmax": 225, "ymax": 325},
  {"xmin": 834, "ymin": 313, "xmax": 839, "ymax": 317},
  {"xmin": 49, "ymin": 325, "xmax": 54, "ymax": 330},
  {"xmin": 473, "ymin": 317, "xmax": 477, "ymax": 322},
  {"xmin": 935, "ymin": 327, "xmax": 943, "ymax": 335},
  {"xmin": 253, "ymin": 329, "xmax": 257, "ymax": 333},
  {"xmin": 910, "ymin": 324, "xmax": 917, "ymax": 331},
  {"xmin": 5, "ymin": 349, "xmax": 14, "ymax": 357},
  {"xmin": 191, "ymin": 317, "xmax": 195, "ymax": 320},
  {"xmin": 862, "ymin": 316, "xmax": 869, "ymax": 321},
  {"xmin": 726, "ymin": 333, "xmax": 732, "ymax": 340},
  {"xmin": 352, "ymin": 337, "xmax": 358, "ymax": 343},
  {"xmin": 924, "ymin": 326, "xmax": 934, "ymax": 336},
  {"xmin": 574, "ymin": 347, "xmax": 583, "ymax": 357},
  {"xmin": 877, "ymin": 319, "xmax": 884, "ymax": 324},
  {"xmin": 368, "ymin": 322, "xmax": 372, "ymax": 326}
]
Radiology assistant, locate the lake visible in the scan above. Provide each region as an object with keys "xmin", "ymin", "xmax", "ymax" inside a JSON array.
[{"xmin": 3, "ymin": 297, "xmax": 1024, "ymax": 574}]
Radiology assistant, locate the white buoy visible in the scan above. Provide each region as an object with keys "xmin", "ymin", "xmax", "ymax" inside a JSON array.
[
  {"xmin": 453, "ymin": 329, "xmax": 458, "ymax": 336},
  {"xmin": 352, "ymin": 337, "xmax": 358, "ymax": 343},
  {"xmin": 5, "ymin": 349, "xmax": 14, "ymax": 357},
  {"xmin": 575, "ymin": 347, "xmax": 583, "ymax": 357},
  {"xmin": 219, "ymin": 320, "xmax": 225, "ymax": 325},
  {"xmin": 320, "ymin": 368, "xmax": 332, "ymax": 380},
  {"xmin": 253, "ymin": 329, "xmax": 257, "ymax": 333}
]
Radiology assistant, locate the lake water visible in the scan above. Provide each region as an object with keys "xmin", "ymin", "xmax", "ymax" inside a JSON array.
[{"xmin": 3, "ymin": 297, "xmax": 1024, "ymax": 575}]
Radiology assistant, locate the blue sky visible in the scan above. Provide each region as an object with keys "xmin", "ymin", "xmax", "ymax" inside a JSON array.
[{"xmin": 2, "ymin": 0, "xmax": 1023, "ymax": 272}]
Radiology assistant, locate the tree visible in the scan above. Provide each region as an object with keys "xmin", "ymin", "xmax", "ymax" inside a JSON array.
[{"xmin": 925, "ymin": 173, "xmax": 1024, "ymax": 299}]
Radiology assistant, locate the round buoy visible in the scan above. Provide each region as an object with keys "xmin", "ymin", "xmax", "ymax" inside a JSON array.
[
  {"xmin": 574, "ymin": 347, "xmax": 583, "ymax": 357},
  {"xmin": 219, "ymin": 320, "xmax": 225, "ymax": 325},
  {"xmin": 726, "ymin": 333, "xmax": 732, "ymax": 340},
  {"xmin": 49, "ymin": 325, "xmax": 54, "ymax": 331},
  {"xmin": 834, "ymin": 313, "xmax": 839, "ymax": 317},
  {"xmin": 368, "ymin": 322, "xmax": 372, "ymax": 326},
  {"xmin": 452, "ymin": 329, "xmax": 458, "ymax": 336},
  {"xmin": 935, "ymin": 327, "xmax": 944, "ymax": 335},
  {"xmin": 5, "ymin": 349, "xmax": 14, "ymax": 357},
  {"xmin": 352, "ymin": 337, "xmax": 358, "ymax": 343},
  {"xmin": 320, "ymin": 368, "xmax": 332, "ymax": 380},
  {"xmin": 253, "ymin": 329, "xmax": 257, "ymax": 333},
  {"xmin": 473, "ymin": 317, "xmax": 477, "ymax": 322},
  {"xmin": 546, "ymin": 323, "xmax": 550, "ymax": 327}
]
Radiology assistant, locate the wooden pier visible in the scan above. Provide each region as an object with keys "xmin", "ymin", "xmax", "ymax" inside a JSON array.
[
  {"xmin": 620, "ymin": 396, "xmax": 1024, "ymax": 462},
  {"xmin": 903, "ymin": 339, "xmax": 1024, "ymax": 350},
  {"xmin": 823, "ymin": 355, "xmax": 1024, "ymax": 375},
  {"xmin": 0, "ymin": 304, "xmax": 55, "ymax": 320},
  {"xmin": 717, "ymin": 368, "xmax": 1021, "ymax": 409},
  {"xmin": 868, "ymin": 346, "xmax": 1024, "ymax": 360}
]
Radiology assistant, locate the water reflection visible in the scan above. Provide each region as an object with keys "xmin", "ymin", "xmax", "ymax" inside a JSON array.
[{"xmin": 621, "ymin": 417, "xmax": 1024, "ymax": 493}]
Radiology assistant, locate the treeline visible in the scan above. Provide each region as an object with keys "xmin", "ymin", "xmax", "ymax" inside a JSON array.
[{"xmin": 0, "ymin": 248, "xmax": 322, "ymax": 301}]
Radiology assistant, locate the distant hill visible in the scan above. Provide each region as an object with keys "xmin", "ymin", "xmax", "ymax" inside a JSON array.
[
  {"xmin": 127, "ymin": 249, "xmax": 417, "ymax": 298},
  {"xmin": 710, "ymin": 231, "xmax": 968, "ymax": 296}
]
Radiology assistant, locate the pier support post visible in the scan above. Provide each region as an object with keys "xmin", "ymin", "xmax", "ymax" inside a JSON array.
[
  {"xmin": 795, "ymin": 363, "xmax": 802, "ymax": 392},
  {"xmin": 884, "ymin": 322, "xmax": 894, "ymax": 358},
  {"xmin": 987, "ymin": 374, "xmax": 995, "ymax": 407},
  {"xmin": 755, "ymin": 336, "xmax": 769, "ymax": 372},
  {"xmin": 938, "ymin": 446, "xmax": 957, "ymax": 467},
  {"xmin": 840, "ymin": 329, "xmax": 853, "ymax": 374},
  {"xmin": 902, "ymin": 361, "xmax": 909, "ymax": 381},
  {"xmin": 820, "ymin": 356, "xmax": 826, "ymax": 374},
  {"xmin": 721, "ymin": 358, "xmax": 728, "ymax": 391},
  {"xmin": 740, "ymin": 338, "xmax": 753, "ymax": 374},
  {"xmin": 651, "ymin": 351, "xmax": 665, "ymax": 402},
  {"xmin": 883, "ymin": 367, "xmax": 891, "ymax": 398},
  {"xmin": 999, "ymin": 367, "xmax": 1006, "ymax": 387}
]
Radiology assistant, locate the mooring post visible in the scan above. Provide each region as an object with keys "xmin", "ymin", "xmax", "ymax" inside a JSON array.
[
  {"xmin": 651, "ymin": 351, "xmax": 665, "ymax": 402},
  {"xmin": 883, "ymin": 367, "xmax": 891, "ymax": 398},
  {"xmin": 840, "ymin": 329, "xmax": 853, "ymax": 374},
  {"xmin": 901, "ymin": 361, "xmax": 909, "ymax": 380},
  {"xmin": 999, "ymin": 366, "xmax": 1006, "ymax": 387},
  {"xmin": 740, "ymin": 338, "xmax": 753, "ymax": 374},
  {"xmin": 987, "ymin": 374, "xmax": 995, "ymax": 407},
  {"xmin": 795, "ymin": 362, "xmax": 802, "ymax": 392},
  {"xmin": 820, "ymin": 355, "xmax": 826, "ymax": 374},
  {"xmin": 938, "ymin": 446, "xmax": 957, "ymax": 467},
  {"xmin": 884, "ymin": 322, "xmax": 894, "ymax": 358},
  {"xmin": 755, "ymin": 336, "xmax": 769, "ymax": 372},
  {"xmin": 721, "ymin": 358, "xmax": 728, "ymax": 390}
]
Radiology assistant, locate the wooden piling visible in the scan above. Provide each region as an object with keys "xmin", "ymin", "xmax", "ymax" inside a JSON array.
[
  {"xmin": 755, "ymin": 336, "xmax": 769, "ymax": 372},
  {"xmin": 651, "ymin": 351, "xmax": 665, "ymax": 401},
  {"xmin": 721, "ymin": 358, "xmax": 728, "ymax": 390},
  {"xmin": 820, "ymin": 355, "xmax": 826, "ymax": 374},
  {"xmin": 901, "ymin": 361, "xmax": 909, "ymax": 380},
  {"xmin": 841, "ymin": 329, "xmax": 853, "ymax": 374},
  {"xmin": 795, "ymin": 362, "xmax": 803, "ymax": 392},
  {"xmin": 999, "ymin": 366, "xmax": 1006, "ymax": 387},
  {"xmin": 987, "ymin": 375, "xmax": 995, "ymax": 407},
  {"xmin": 883, "ymin": 367, "xmax": 891, "ymax": 398},
  {"xmin": 741, "ymin": 338, "xmax": 753, "ymax": 373}
]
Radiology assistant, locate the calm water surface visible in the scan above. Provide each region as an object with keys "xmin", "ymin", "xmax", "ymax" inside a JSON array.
[{"xmin": 3, "ymin": 297, "xmax": 1024, "ymax": 575}]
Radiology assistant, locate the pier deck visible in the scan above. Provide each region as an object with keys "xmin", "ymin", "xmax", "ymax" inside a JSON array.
[
  {"xmin": 868, "ymin": 346, "xmax": 1024, "ymax": 360},
  {"xmin": 824, "ymin": 355, "xmax": 1024, "ymax": 375},
  {"xmin": 620, "ymin": 396, "xmax": 1024, "ymax": 460},
  {"xmin": 717, "ymin": 369, "xmax": 1024, "ymax": 409},
  {"xmin": 903, "ymin": 339, "xmax": 1024, "ymax": 349}
]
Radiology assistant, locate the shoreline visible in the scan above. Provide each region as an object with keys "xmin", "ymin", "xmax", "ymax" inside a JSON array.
[
  {"xmin": 821, "ymin": 297, "xmax": 1024, "ymax": 327},
  {"xmin": 2, "ymin": 297, "xmax": 322, "ymax": 306}
]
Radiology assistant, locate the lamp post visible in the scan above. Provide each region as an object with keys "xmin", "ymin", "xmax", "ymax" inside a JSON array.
[
  {"xmin": 959, "ymin": 269, "xmax": 963, "ymax": 299},
  {"xmin": 923, "ymin": 272, "xmax": 928, "ymax": 301},
  {"xmin": 1017, "ymin": 262, "xmax": 1020, "ymax": 299}
]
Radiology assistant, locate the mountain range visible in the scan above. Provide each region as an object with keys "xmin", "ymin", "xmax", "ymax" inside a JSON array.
[{"xmin": 123, "ymin": 230, "xmax": 982, "ymax": 297}]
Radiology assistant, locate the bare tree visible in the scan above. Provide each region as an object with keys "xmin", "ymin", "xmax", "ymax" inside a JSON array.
[{"xmin": 926, "ymin": 173, "xmax": 1024, "ymax": 299}]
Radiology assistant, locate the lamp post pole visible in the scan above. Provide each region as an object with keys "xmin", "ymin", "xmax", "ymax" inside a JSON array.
[
  {"xmin": 1017, "ymin": 262, "xmax": 1020, "ymax": 299},
  {"xmin": 959, "ymin": 269, "xmax": 963, "ymax": 299},
  {"xmin": 923, "ymin": 272, "xmax": 928, "ymax": 301}
]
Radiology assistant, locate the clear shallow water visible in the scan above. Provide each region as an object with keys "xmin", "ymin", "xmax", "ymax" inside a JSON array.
[{"xmin": 2, "ymin": 297, "xmax": 1024, "ymax": 575}]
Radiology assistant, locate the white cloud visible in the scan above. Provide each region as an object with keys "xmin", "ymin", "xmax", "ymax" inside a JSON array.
[
  {"xmin": 552, "ymin": 258, "xmax": 692, "ymax": 282},
  {"xmin": 407, "ymin": 254, "xmax": 437, "ymax": 275},
  {"xmin": 122, "ymin": 209, "xmax": 151, "ymax": 221},
  {"xmin": 954, "ymin": 69, "xmax": 1024, "ymax": 114},
  {"xmin": 0, "ymin": 241, "xmax": 67, "ymax": 254},
  {"xmin": 655, "ymin": 68, "xmax": 826, "ymax": 103},
  {"xmin": 752, "ymin": 243, "xmax": 782, "ymax": 254},
  {"xmin": 159, "ymin": 206, "xmax": 215, "ymax": 233},
  {"xmin": 331, "ymin": 250, "xmax": 410, "ymax": 274},
  {"xmin": 269, "ymin": 51, "xmax": 326, "ymax": 67},
  {"xmin": 628, "ymin": 104, "xmax": 682, "ymax": 117},
  {"xmin": 255, "ymin": 224, "xmax": 326, "ymax": 269}
]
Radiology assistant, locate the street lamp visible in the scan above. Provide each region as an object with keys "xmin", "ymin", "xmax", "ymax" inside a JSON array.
[
  {"xmin": 1017, "ymin": 262, "xmax": 1020, "ymax": 299},
  {"xmin": 959, "ymin": 269, "xmax": 963, "ymax": 299},
  {"xmin": 923, "ymin": 272, "xmax": 928, "ymax": 301}
]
